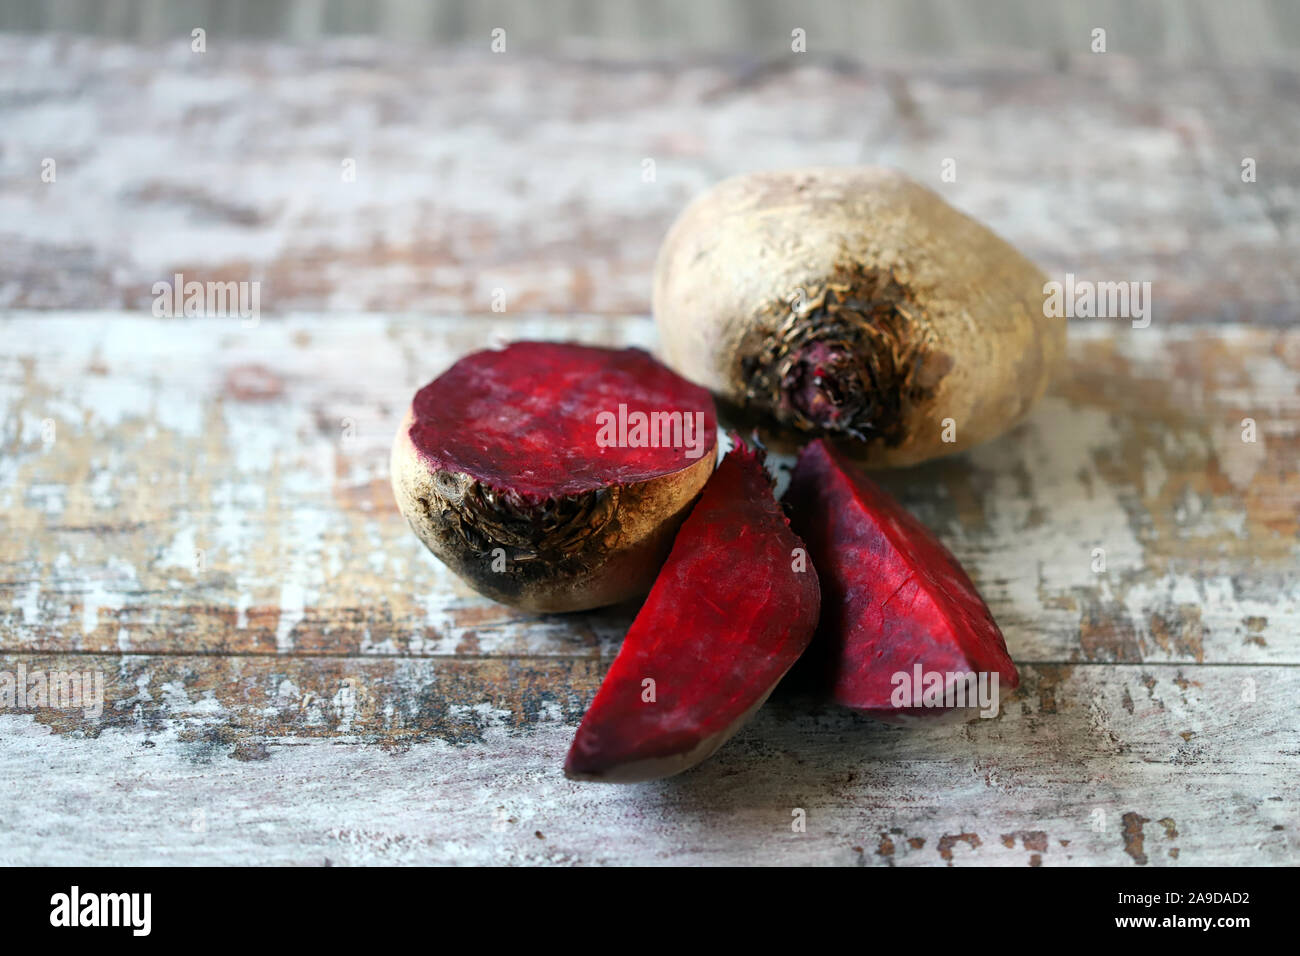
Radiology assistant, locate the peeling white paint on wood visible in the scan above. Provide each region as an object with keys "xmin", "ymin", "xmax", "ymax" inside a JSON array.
[
  {"xmin": 1, "ymin": 314, "xmax": 1296, "ymax": 864},
  {"xmin": 1, "ymin": 40, "xmax": 1297, "ymax": 863},
  {"xmin": 2, "ymin": 315, "xmax": 1296, "ymax": 665},
  {"xmin": 0, "ymin": 663, "xmax": 1293, "ymax": 866},
  {"xmin": 1, "ymin": 38, "xmax": 1296, "ymax": 323}
]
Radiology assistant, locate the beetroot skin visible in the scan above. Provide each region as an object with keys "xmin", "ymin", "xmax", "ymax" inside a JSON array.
[
  {"xmin": 391, "ymin": 342, "xmax": 718, "ymax": 612},
  {"xmin": 565, "ymin": 441, "xmax": 820, "ymax": 782},
  {"xmin": 784, "ymin": 439, "xmax": 1018, "ymax": 719}
]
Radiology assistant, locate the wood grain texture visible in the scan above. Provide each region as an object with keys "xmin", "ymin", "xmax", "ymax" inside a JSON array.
[
  {"xmin": 2, "ymin": 36, "xmax": 1297, "ymax": 864},
  {"xmin": 1, "ymin": 314, "xmax": 1297, "ymax": 864},
  {"xmin": 3, "ymin": 316, "xmax": 1296, "ymax": 664},
  {"xmin": 6, "ymin": 0, "xmax": 1299, "ymax": 65},
  {"xmin": 0, "ymin": 657, "xmax": 1293, "ymax": 865},
  {"xmin": 2, "ymin": 37, "xmax": 1297, "ymax": 321}
]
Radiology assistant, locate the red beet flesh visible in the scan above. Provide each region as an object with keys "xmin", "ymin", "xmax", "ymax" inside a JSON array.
[
  {"xmin": 565, "ymin": 442, "xmax": 821, "ymax": 782},
  {"xmin": 409, "ymin": 342, "xmax": 717, "ymax": 499},
  {"xmin": 783, "ymin": 439, "xmax": 1018, "ymax": 718}
]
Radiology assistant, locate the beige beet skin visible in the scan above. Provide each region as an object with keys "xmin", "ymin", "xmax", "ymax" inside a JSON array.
[{"xmin": 653, "ymin": 167, "xmax": 1064, "ymax": 468}]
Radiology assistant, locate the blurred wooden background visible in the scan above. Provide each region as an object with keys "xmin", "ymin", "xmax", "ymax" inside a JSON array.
[
  {"xmin": 2, "ymin": 36, "xmax": 1297, "ymax": 320},
  {"xmin": 3, "ymin": 0, "xmax": 1299, "ymax": 63},
  {"xmin": 0, "ymin": 4, "xmax": 1297, "ymax": 866}
]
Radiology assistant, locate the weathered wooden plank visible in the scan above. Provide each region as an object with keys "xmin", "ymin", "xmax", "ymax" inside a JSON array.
[
  {"xmin": 5, "ymin": 0, "xmax": 1297, "ymax": 65},
  {"xmin": 3, "ymin": 30, "xmax": 1295, "ymax": 872},
  {"xmin": 2, "ymin": 315, "xmax": 1297, "ymax": 663},
  {"xmin": 0, "ymin": 655, "xmax": 1293, "ymax": 865},
  {"xmin": 1, "ymin": 37, "xmax": 1296, "ymax": 321}
]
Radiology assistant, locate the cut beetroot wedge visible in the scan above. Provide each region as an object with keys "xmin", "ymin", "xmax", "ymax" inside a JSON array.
[
  {"xmin": 565, "ymin": 440, "xmax": 820, "ymax": 782},
  {"xmin": 784, "ymin": 439, "xmax": 1018, "ymax": 720}
]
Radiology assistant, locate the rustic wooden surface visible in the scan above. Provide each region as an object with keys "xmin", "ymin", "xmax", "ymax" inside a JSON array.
[
  {"xmin": 2, "ymin": 37, "xmax": 1297, "ymax": 322},
  {"xmin": 2, "ymin": 315, "xmax": 1296, "ymax": 865},
  {"xmin": 1, "ymin": 38, "xmax": 1298, "ymax": 865}
]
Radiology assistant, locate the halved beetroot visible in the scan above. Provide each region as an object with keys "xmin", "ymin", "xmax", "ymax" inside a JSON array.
[
  {"xmin": 565, "ymin": 441, "xmax": 820, "ymax": 782},
  {"xmin": 784, "ymin": 439, "xmax": 1018, "ymax": 719},
  {"xmin": 391, "ymin": 342, "xmax": 717, "ymax": 612}
]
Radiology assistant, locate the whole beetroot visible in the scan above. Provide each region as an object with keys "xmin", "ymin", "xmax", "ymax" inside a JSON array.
[
  {"xmin": 391, "ymin": 342, "xmax": 717, "ymax": 612},
  {"xmin": 654, "ymin": 166, "xmax": 1063, "ymax": 467}
]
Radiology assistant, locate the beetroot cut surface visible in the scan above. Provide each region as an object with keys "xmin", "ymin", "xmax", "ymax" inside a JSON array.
[
  {"xmin": 565, "ymin": 441, "xmax": 821, "ymax": 782},
  {"xmin": 784, "ymin": 439, "xmax": 1018, "ymax": 719},
  {"xmin": 409, "ymin": 342, "xmax": 717, "ymax": 499}
]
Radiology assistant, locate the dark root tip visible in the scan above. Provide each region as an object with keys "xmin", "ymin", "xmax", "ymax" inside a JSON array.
[{"xmin": 738, "ymin": 263, "xmax": 936, "ymax": 449}]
